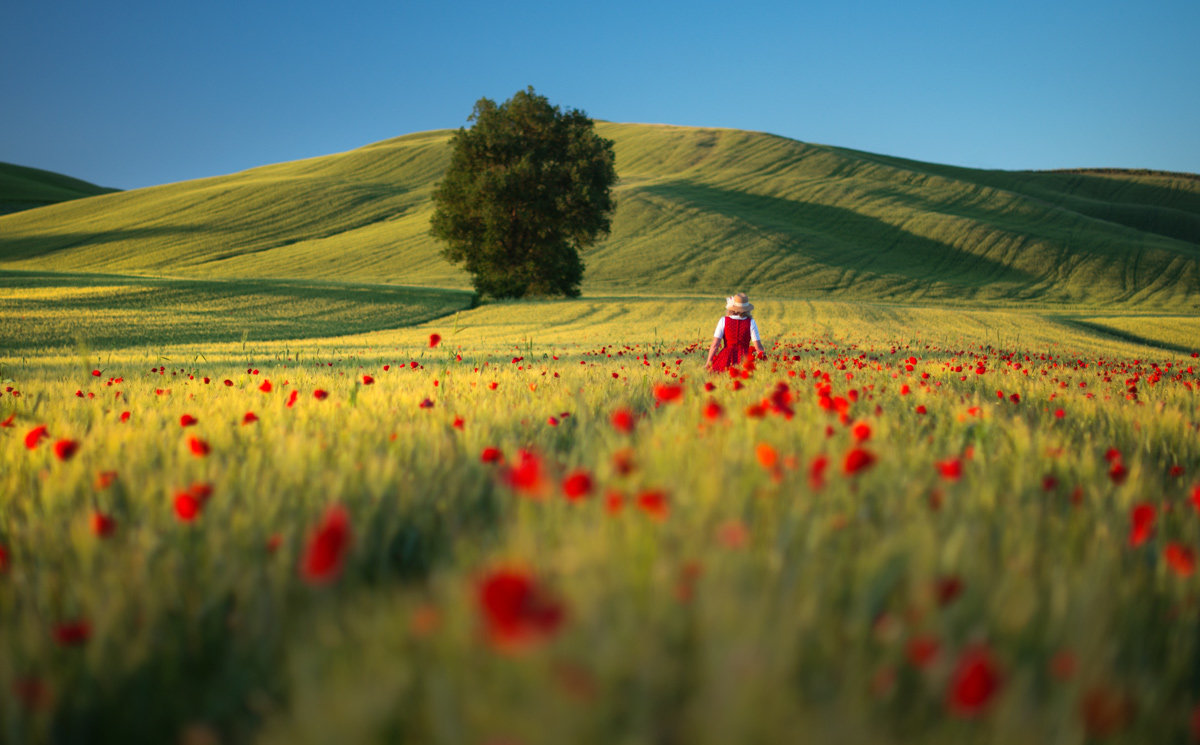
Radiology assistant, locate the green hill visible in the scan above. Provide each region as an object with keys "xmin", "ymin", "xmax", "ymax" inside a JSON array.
[
  {"xmin": 2, "ymin": 123, "xmax": 1198, "ymax": 307},
  {"xmin": 0, "ymin": 162, "xmax": 117, "ymax": 215}
]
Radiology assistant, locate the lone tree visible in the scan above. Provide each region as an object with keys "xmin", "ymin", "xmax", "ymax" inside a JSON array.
[{"xmin": 430, "ymin": 87, "xmax": 617, "ymax": 298}]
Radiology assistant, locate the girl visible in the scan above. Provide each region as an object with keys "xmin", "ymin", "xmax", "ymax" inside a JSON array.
[{"xmin": 706, "ymin": 293, "xmax": 766, "ymax": 371}]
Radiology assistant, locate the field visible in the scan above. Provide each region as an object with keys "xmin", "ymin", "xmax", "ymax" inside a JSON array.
[{"xmin": 3, "ymin": 297, "xmax": 1199, "ymax": 744}]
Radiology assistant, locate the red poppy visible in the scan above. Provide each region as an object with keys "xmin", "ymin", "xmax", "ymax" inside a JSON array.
[
  {"xmin": 223, "ymin": 379, "xmax": 233, "ymax": 386},
  {"xmin": 503, "ymin": 450, "xmax": 547, "ymax": 497},
  {"xmin": 480, "ymin": 447, "xmax": 504, "ymax": 464},
  {"xmin": 610, "ymin": 408, "xmax": 635, "ymax": 434},
  {"xmin": 174, "ymin": 492, "xmax": 205, "ymax": 522},
  {"xmin": 313, "ymin": 389, "xmax": 328, "ymax": 400},
  {"xmin": 81, "ymin": 506, "xmax": 117, "ymax": 536},
  {"xmin": 119, "ymin": 411, "xmax": 131, "ymax": 422},
  {"xmin": 418, "ymin": 398, "xmax": 434, "ymax": 409},
  {"xmin": 0, "ymin": 544, "xmax": 9, "ymax": 573},
  {"xmin": 562, "ymin": 470, "xmax": 593, "ymax": 501},
  {"xmin": 91, "ymin": 369, "xmax": 101, "ymax": 377},
  {"xmin": 53, "ymin": 439, "xmax": 79, "ymax": 461},
  {"xmin": 935, "ymin": 458, "xmax": 963, "ymax": 481},
  {"xmin": 756, "ymin": 443, "xmax": 778, "ymax": 469},
  {"xmin": 24, "ymin": 425, "xmax": 49, "ymax": 450},
  {"xmin": 1129, "ymin": 503, "xmax": 1155, "ymax": 547},
  {"xmin": 452, "ymin": 416, "xmax": 465, "ymax": 430},
  {"xmin": 476, "ymin": 567, "xmax": 565, "ymax": 650},
  {"xmin": 95, "ymin": 471, "xmax": 118, "ymax": 489},
  {"xmin": 300, "ymin": 504, "xmax": 353, "ymax": 584},
  {"xmin": 179, "ymin": 414, "xmax": 198, "ymax": 427},
  {"xmin": 654, "ymin": 384, "xmax": 683, "ymax": 403},
  {"xmin": 52, "ymin": 620, "xmax": 91, "ymax": 647},
  {"xmin": 362, "ymin": 375, "xmax": 374, "ymax": 385},
  {"xmin": 613, "ymin": 448, "xmax": 636, "ymax": 476},
  {"xmin": 934, "ymin": 575, "xmax": 964, "ymax": 606},
  {"xmin": 915, "ymin": 405, "xmax": 927, "ymax": 415},
  {"xmin": 10, "ymin": 676, "xmax": 51, "ymax": 711},
  {"xmin": 946, "ymin": 645, "xmax": 1002, "ymax": 717},
  {"xmin": 546, "ymin": 416, "xmax": 559, "ymax": 427},
  {"xmin": 605, "ymin": 490, "xmax": 625, "ymax": 515},
  {"xmin": 851, "ymin": 422, "xmax": 871, "ymax": 442},
  {"xmin": 636, "ymin": 490, "xmax": 669, "ymax": 521},
  {"xmin": 242, "ymin": 412, "xmax": 258, "ymax": 425},
  {"xmin": 1191, "ymin": 485, "xmax": 1200, "ymax": 513},
  {"xmin": 1108, "ymin": 462, "xmax": 1128, "ymax": 484},
  {"xmin": 0, "ymin": 414, "xmax": 13, "ymax": 428},
  {"xmin": 843, "ymin": 447, "xmax": 876, "ymax": 476},
  {"xmin": 809, "ymin": 454, "xmax": 829, "ymax": 491},
  {"xmin": 286, "ymin": 390, "xmax": 298, "ymax": 408},
  {"xmin": 259, "ymin": 380, "xmax": 273, "ymax": 393},
  {"xmin": 906, "ymin": 636, "xmax": 940, "ymax": 668},
  {"xmin": 703, "ymin": 400, "xmax": 724, "ymax": 420},
  {"xmin": 429, "ymin": 333, "xmax": 442, "ymax": 348},
  {"xmin": 1165, "ymin": 543, "xmax": 1195, "ymax": 577},
  {"xmin": 187, "ymin": 436, "xmax": 210, "ymax": 457}
]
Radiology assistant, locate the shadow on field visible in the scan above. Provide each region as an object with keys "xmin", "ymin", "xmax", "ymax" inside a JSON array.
[
  {"xmin": 0, "ymin": 226, "xmax": 215, "ymax": 262},
  {"xmin": 641, "ymin": 181, "xmax": 1038, "ymax": 292},
  {"xmin": 0, "ymin": 272, "xmax": 477, "ymax": 351}
]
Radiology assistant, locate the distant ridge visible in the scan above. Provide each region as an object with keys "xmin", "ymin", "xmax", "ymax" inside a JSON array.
[
  {"xmin": 1, "ymin": 124, "xmax": 1198, "ymax": 308},
  {"xmin": 1032, "ymin": 168, "xmax": 1200, "ymax": 182},
  {"xmin": 0, "ymin": 162, "xmax": 117, "ymax": 216}
]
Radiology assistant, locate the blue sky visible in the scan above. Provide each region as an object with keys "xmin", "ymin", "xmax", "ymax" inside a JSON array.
[{"xmin": 3, "ymin": 0, "xmax": 1197, "ymax": 189}]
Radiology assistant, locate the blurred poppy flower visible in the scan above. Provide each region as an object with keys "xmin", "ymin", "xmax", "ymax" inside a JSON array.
[
  {"xmin": 477, "ymin": 567, "xmax": 565, "ymax": 651},
  {"xmin": 300, "ymin": 505, "xmax": 353, "ymax": 585},
  {"xmin": 946, "ymin": 645, "xmax": 1002, "ymax": 717},
  {"xmin": 53, "ymin": 439, "xmax": 79, "ymax": 461},
  {"xmin": 84, "ymin": 506, "xmax": 115, "ymax": 535},
  {"xmin": 843, "ymin": 447, "xmax": 876, "ymax": 476},
  {"xmin": 562, "ymin": 470, "xmax": 593, "ymax": 501},
  {"xmin": 24, "ymin": 425, "xmax": 49, "ymax": 450},
  {"xmin": 610, "ymin": 408, "xmax": 635, "ymax": 434},
  {"xmin": 1129, "ymin": 503, "xmax": 1155, "ymax": 547},
  {"xmin": 52, "ymin": 620, "xmax": 91, "ymax": 647},
  {"xmin": 187, "ymin": 436, "xmax": 210, "ymax": 457}
]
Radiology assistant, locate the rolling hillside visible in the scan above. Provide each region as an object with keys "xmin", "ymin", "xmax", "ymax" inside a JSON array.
[
  {"xmin": 0, "ymin": 162, "xmax": 117, "ymax": 215},
  {"xmin": 1, "ymin": 124, "xmax": 1198, "ymax": 307}
]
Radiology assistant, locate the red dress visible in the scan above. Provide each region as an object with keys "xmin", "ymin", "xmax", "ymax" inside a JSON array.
[{"xmin": 710, "ymin": 316, "xmax": 752, "ymax": 372}]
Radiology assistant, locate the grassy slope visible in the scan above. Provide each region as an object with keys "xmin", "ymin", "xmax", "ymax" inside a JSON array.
[
  {"xmin": 0, "ymin": 162, "xmax": 117, "ymax": 215},
  {"xmin": 1, "ymin": 124, "xmax": 1198, "ymax": 307}
]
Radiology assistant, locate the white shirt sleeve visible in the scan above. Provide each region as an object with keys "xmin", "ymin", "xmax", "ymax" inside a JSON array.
[
  {"xmin": 713, "ymin": 317, "xmax": 725, "ymax": 339},
  {"xmin": 750, "ymin": 319, "xmax": 761, "ymax": 342}
]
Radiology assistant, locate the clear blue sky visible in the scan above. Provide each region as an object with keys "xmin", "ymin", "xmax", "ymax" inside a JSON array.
[{"xmin": 3, "ymin": 0, "xmax": 1197, "ymax": 190}]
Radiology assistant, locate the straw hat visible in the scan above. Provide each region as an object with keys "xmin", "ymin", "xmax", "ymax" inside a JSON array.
[{"xmin": 725, "ymin": 293, "xmax": 753, "ymax": 315}]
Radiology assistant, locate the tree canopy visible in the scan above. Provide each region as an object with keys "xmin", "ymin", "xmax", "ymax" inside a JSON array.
[{"xmin": 429, "ymin": 87, "xmax": 617, "ymax": 298}]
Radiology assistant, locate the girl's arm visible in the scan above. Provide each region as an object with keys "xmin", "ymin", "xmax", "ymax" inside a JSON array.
[
  {"xmin": 705, "ymin": 337, "xmax": 722, "ymax": 367},
  {"xmin": 754, "ymin": 339, "xmax": 766, "ymax": 355}
]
